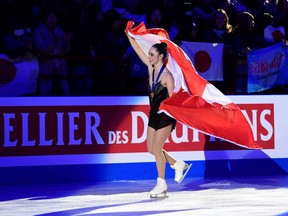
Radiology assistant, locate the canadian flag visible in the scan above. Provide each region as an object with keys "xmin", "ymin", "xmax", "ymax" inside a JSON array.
[
  {"xmin": 126, "ymin": 21, "xmax": 259, "ymax": 149},
  {"xmin": 180, "ymin": 41, "xmax": 223, "ymax": 81}
]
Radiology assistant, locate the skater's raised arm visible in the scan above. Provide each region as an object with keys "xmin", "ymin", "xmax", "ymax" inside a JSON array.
[{"xmin": 126, "ymin": 33, "xmax": 149, "ymax": 66}]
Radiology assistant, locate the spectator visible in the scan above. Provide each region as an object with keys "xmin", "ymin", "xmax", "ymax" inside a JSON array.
[
  {"xmin": 116, "ymin": 0, "xmax": 140, "ymax": 12},
  {"xmin": 230, "ymin": 0, "xmax": 248, "ymax": 14},
  {"xmin": 231, "ymin": 11, "xmax": 265, "ymax": 93},
  {"xmin": 146, "ymin": 7, "xmax": 163, "ymax": 28},
  {"xmin": 202, "ymin": 8, "xmax": 233, "ymax": 43},
  {"xmin": 32, "ymin": 9, "xmax": 71, "ymax": 96},
  {"xmin": 213, "ymin": 0, "xmax": 242, "ymax": 26},
  {"xmin": 65, "ymin": 1, "xmax": 96, "ymax": 96},
  {"xmin": 176, "ymin": 19, "xmax": 202, "ymax": 43},
  {"xmin": 98, "ymin": 9, "xmax": 129, "ymax": 95},
  {"xmin": 245, "ymin": 0, "xmax": 277, "ymax": 19},
  {"xmin": 274, "ymin": 0, "xmax": 288, "ymax": 37},
  {"xmin": 1, "ymin": 15, "xmax": 36, "ymax": 60},
  {"xmin": 190, "ymin": 0, "xmax": 216, "ymax": 35},
  {"xmin": 160, "ymin": 0, "xmax": 184, "ymax": 41},
  {"xmin": 136, "ymin": 0, "xmax": 160, "ymax": 15},
  {"xmin": 202, "ymin": 8, "xmax": 233, "ymax": 93},
  {"xmin": 257, "ymin": 13, "xmax": 285, "ymax": 45}
]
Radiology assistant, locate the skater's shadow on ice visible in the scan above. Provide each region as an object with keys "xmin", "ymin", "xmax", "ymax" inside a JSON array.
[
  {"xmin": 35, "ymin": 200, "xmax": 197, "ymax": 216},
  {"xmin": 183, "ymin": 175, "xmax": 288, "ymax": 192},
  {"xmin": 0, "ymin": 181, "xmax": 149, "ymax": 202},
  {"xmin": 181, "ymin": 135, "xmax": 288, "ymax": 192}
]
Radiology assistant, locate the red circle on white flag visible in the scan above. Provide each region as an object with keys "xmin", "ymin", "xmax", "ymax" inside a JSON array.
[
  {"xmin": 194, "ymin": 50, "xmax": 212, "ymax": 73},
  {"xmin": 272, "ymin": 30, "xmax": 284, "ymax": 42},
  {"xmin": 0, "ymin": 59, "xmax": 16, "ymax": 84}
]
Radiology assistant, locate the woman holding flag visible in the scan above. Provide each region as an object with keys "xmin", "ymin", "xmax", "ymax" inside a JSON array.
[
  {"xmin": 126, "ymin": 25, "xmax": 191, "ymax": 198},
  {"xmin": 125, "ymin": 20, "xmax": 258, "ymax": 198}
]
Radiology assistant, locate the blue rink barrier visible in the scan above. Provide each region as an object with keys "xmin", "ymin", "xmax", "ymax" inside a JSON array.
[{"xmin": 1, "ymin": 158, "xmax": 287, "ymax": 185}]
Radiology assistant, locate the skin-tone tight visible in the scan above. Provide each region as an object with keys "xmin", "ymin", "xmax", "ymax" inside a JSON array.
[{"xmin": 147, "ymin": 125, "xmax": 176, "ymax": 179}]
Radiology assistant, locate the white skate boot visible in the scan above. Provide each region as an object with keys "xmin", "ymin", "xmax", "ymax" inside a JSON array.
[
  {"xmin": 171, "ymin": 160, "xmax": 192, "ymax": 183},
  {"xmin": 150, "ymin": 177, "xmax": 168, "ymax": 199}
]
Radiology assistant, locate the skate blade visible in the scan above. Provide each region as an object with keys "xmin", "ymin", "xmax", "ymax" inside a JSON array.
[
  {"xmin": 150, "ymin": 191, "xmax": 168, "ymax": 199},
  {"xmin": 177, "ymin": 163, "xmax": 192, "ymax": 183}
]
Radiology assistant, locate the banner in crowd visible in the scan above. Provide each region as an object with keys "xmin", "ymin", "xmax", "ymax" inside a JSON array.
[
  {"xmin": 180, "ymin": 41, "xmax": 224, "ymax": 81},
  {"xmin": 0, "ymin": 54, "xmax": 39, "ymax": 96},
  {"xmin": 247, "ymin": 42, "xmax": 288, "ymax": 93}
]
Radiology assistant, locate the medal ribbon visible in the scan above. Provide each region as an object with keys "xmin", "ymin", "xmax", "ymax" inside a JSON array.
[{"xmin": 152, "ymin": 64, "xmax": 165, "ymax": 91}]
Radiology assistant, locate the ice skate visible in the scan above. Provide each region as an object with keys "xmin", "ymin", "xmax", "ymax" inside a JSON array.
[
  {"xmin": 150, "ymin": 178, "xmax": 168, "ymax": 199},
  {"xmin": 171, "ymin": 160, "xmax": 192, "ymax": 183}
]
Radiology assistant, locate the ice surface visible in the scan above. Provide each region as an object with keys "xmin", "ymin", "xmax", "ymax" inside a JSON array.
[{"xmin": 0, "ymin": 176, "xmax": 288, "ymax": 216}]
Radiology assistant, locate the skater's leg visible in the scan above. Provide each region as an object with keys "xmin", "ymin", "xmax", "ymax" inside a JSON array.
[
  {"xmin": 147, "ymin": 125, "xmax": 178, "ymax": 178},
  {"xmin": 147, "ymin": 127, "xmax": 176, "ymax": 166},
  {"xmin": 162, "ymin": 150, "xmax": 176, "ymax": 166},
  {"xmin": 163, "ymin": 149, "xmax": 191, "ymax": 183},
  {"xmin": 150, "ymin": 177, "xmax": 168, "ymax": 198},
  {"xmin": 171, "ymin": 161, "xmax": 192, "ymax": 183},
  {"xmin": 148, "ymin": 126, "xmax": 190, "ymax": 183},
  {"xmin": 148, "ymin": 125, "xmax": 172, "ymax": 197},
  {"xmin": 146, "ymin": 126, "xmax": 155, "ymax": 155},
  {"xmin": 152, "ymin": 125, "xmax": 173, "ymax": 179}
]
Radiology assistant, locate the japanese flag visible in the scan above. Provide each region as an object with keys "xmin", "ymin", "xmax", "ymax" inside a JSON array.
[
  {"xmin": 264, "ymin": 25, "xmax": 285, "ymax": 43},
  {"xmin": 180, "ymin": 41, "xmax": 223, "ymax": 81},
  {"xmin": 0, "ymin": 54, "xmax": 39, "ymax": 96}
]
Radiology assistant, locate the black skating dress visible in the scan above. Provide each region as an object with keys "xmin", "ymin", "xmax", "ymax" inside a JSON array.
[{"xmin": 148, "ymin": 80, "xmax": 176, "ymax": 131}]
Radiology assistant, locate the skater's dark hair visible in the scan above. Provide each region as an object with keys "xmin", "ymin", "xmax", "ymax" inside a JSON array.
[{"xmin": 152, "ymin": 42, "xmax": 168, "ymax": 60}]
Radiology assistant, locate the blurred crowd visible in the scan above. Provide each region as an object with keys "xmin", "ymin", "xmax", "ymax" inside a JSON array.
[{"xmin": 0, "ymin": 0, "xmax": 287, "ymax": 96}]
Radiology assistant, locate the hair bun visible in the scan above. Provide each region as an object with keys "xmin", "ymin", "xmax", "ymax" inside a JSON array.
[
  {"xmin": 152, "ymin": 42, "xmax": 168, "ymax": 60},
  {"xmin": 160, "ymin": 42, "xmax": 167, "ymax": 49}
]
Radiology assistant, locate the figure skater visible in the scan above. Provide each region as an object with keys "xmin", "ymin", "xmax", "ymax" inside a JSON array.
[{"xmin": 125, "ymin": 31, "xmax": 191, "ymax": 198}]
